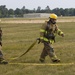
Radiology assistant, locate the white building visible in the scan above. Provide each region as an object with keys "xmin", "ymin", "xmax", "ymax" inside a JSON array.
[{"xmin": 23, "ymin": 13, "xmax": 50, "ymax": 18}]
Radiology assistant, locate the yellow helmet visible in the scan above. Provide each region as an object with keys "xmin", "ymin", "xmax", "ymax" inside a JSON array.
[{"xmin": 50, "ymin": 14, "xmax": 57, "ymax": 19}]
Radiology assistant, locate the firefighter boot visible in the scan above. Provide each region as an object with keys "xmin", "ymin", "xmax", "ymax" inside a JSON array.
[
  {"xmin": 0, "ymin": 58, "xmax": 8, "ymax": 64},
  {"xmin": 0, "ymin": 51, "xmax": 8, "ymax": 64},
  {"xmin": 51, "ymin": 56, "xmax": 60, "ymax": 63}
]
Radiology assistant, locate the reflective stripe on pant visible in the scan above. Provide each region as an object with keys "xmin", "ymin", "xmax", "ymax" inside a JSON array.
[{"xmin": 40, "ymin": 41, "xmax": 57, "ymax": 60}]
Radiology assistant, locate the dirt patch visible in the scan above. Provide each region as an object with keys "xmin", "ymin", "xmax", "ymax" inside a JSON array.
[{"xmin": 1, "ymin": 19, "xmax": 75, "ymax": 23}]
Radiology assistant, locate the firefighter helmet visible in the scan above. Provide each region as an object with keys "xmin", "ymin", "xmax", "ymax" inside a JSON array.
[{"xmin": 50, "ymin": 14, "xmax": 57, "ymax": 19}]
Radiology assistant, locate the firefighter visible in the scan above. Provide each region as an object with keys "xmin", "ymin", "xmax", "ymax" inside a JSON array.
[
  {"xmin": 0, "ymin": 27, "xmax": 8, "ymax": 64},
  {"xmin": 39, "ymin": 13, "xmax": 64, "ymax": 63}
]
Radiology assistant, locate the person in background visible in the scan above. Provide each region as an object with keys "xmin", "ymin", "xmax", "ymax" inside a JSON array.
[{"xmin": 0, "ymin": 27, "xmax": 8, "ymax": 64}]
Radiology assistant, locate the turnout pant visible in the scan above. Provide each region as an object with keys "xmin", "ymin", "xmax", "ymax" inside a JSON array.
[
  {"xmin": 0, "ymin": 42, "xmax": 3, "ymax": 61},
  {"xmin": 40, "ymin": 42, "xmax": 57, "ymax": 61}
]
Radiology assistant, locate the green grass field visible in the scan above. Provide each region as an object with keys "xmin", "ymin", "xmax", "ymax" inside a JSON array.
[{"xmin": 0, "ymin": 19, "xmax": 75, "ymax": 75}]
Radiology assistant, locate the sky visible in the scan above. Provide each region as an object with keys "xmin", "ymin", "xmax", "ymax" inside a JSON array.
[{"xmin": 0, "ymin": 0, "xmax": 75, "ymax": 10}]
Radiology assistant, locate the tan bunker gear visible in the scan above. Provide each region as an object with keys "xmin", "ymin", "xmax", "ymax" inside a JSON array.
[{"xmin": 39, "ymin": 14, "xmax": 64, "ymax": 63}]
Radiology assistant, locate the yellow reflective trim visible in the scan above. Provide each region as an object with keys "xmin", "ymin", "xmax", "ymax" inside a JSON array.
[
  {"xmin": 40, "ymin": 37, "xmax": 49, "ymax": 42},
  {"xmin": 57, "ymin": 29, "xmax": 61, "ymax": 33},
  {"xmin": 40, "ymin": 29, "xmax": 45, "ymax": 32},
  {"xmin": 57, "ymin": 29, "xmax": 63, "ymax": 35},
  {"xmin": 43, "ymin": 38, "xmax": 48, "ymax": 42},
  {"xmin": 51, "ymin": 55, "xmax": 57, "ymax": 60},
  {"xmin": 58, "ymin": 29, "xmax": 61, "ymax": 31},
  {"xmin": 60, "ymin": 32, "xmax": 63, "ymax": 35},
  {"xmin": 50, "ymin": 40, "xmax": 54, "ymax": 44},
  {"xmin": 40, "ymin": 37, "xmax": 44, "ymax": 39}
]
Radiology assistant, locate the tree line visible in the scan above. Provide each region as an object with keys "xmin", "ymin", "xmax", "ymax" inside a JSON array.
[{"xmin": 0, "ymin": 5, "xmax": 75, "ymax": 18}]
